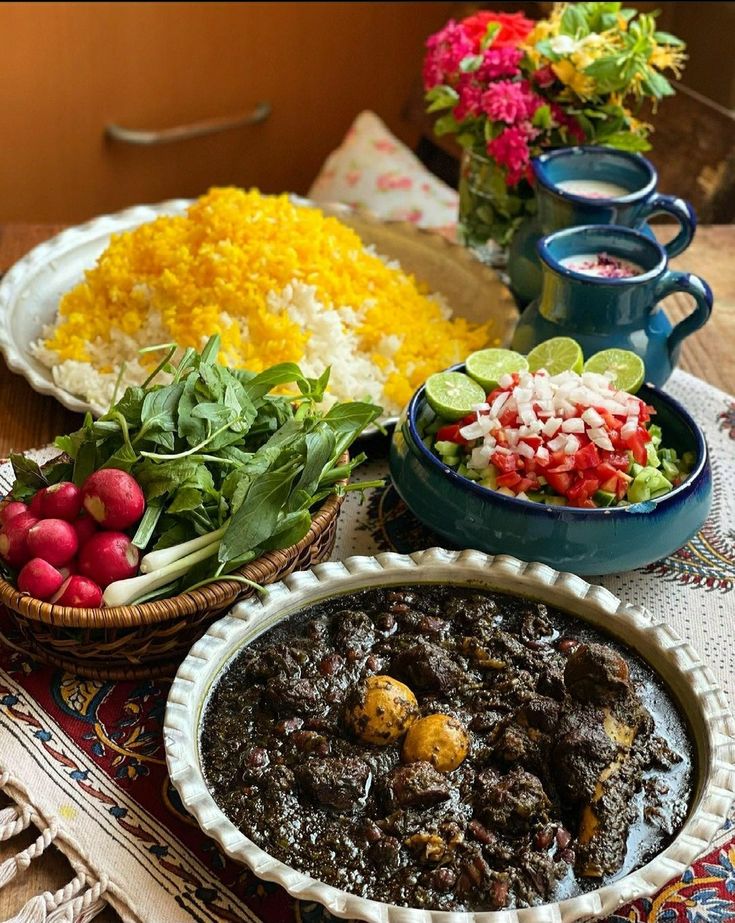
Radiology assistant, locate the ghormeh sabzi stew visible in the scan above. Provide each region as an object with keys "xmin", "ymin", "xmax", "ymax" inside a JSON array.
[{"xmin": 201, "ymin": 585, "xmax": 693, "ymax": 911}]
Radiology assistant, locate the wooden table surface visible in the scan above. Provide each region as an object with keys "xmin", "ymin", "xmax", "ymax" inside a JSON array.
[{"xmin": 0, "ymin": 222, "xmax": 733, "ymax": 920}]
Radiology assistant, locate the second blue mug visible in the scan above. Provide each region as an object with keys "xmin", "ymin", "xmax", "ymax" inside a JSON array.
[
  {"xmin": 508, "ymin": 146, "xmax": 697, "ymax": 307},
  {"xmin": 511, "ymin": 224, "xmax": 713, "ymax": 388}
]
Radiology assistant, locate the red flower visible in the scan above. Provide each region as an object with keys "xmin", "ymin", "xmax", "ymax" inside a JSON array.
[{"xmin": 461, "ymin": 11, "xmax": 535, "ymax": 51}]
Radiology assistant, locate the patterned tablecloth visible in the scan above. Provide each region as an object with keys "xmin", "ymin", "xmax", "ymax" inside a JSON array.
[{"xmin": 0, "ymin": 368, "xmax": 733, "ymax": 923}]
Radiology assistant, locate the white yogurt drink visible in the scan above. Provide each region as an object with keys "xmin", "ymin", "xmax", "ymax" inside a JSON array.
[{"xmin": 557, "ymin": 179, "xmax": 631, "ymax": 199}]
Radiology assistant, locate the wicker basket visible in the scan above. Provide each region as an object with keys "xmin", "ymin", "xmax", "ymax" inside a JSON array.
[{"xmin": 0, "ymin": 470, "xmax": 345, "ymax": 681}]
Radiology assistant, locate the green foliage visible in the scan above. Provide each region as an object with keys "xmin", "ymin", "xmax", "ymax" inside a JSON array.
[{"xmin": 15, "ymin": 336, "xmax": 382, "ymax": 599}]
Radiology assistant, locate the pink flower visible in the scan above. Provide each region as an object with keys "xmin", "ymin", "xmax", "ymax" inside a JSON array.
[
  {"xmin": 487, "ymin": 123, "xmax": 537, "ymax": 185},
  {"xmin": 453, "ymin": 77, "xmax": 484, "ymax": 120},
  {"xmin": 477, "ymin": 46, "xmax": 523, "ymax": 82},
  {"xmin": 481, "ymin": 79, "xmax": 541, "ymax": 124},
  {"xmin": 422, "ymin": 20, "xmax": 475, "ymax": 89}
]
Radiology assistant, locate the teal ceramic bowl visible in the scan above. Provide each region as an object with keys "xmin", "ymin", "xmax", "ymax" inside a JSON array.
[{"xmin": 389, "ymin": 371, "xmax": 712, "ymax": 576}]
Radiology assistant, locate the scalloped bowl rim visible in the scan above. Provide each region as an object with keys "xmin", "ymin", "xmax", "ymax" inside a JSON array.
[
  {"xmin": 406, "ymin": 369, "xmax": 709, "ymax": 518},
  {"xmin": 163, "ymin": 548, "xmax": 735, "ymax": 923}
]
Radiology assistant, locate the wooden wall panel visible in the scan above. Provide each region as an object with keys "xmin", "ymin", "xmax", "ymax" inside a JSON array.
[{"xmin": 0, "ymin": 1, "xmax": 458, "ymax": 222}]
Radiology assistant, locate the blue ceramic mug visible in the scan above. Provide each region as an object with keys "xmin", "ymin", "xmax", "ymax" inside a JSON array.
[
  {"xmin": 511, "ymin": 224, "xmax": 713, "ymax": 388},
  {"xmin": 508, "ymin": 146, "xmax": 697, "ymax": 307}
]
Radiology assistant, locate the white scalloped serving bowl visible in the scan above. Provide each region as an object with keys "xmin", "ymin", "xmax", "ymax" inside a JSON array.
[
  {"xmin": 164, "ymin": 549, "xmax": 735, "ymax": 923},
  {"xmin": 0, "ymin": 197, "xmax": 516, "ymax": 427}
]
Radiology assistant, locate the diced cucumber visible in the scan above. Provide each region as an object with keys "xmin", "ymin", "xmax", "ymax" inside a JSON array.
[
  {"xmin": 592, "ymin": 489, "xmax": 616, "ymax": 508},
  {"xmin": 480, "ymin": 469, "xmax": 498, "ymax": 490},
  {"xmin": 645, "ymin": 442, "xmax": 660, "ymax": 468},
  {"xmin": 629, "ymin": 462, "xmax": 644, "ymax": 478},
  {"xmin": 661, "ymin": 459, "xmax": 680, "ymax": 481},
  {"xmin": 682, "ymin": 451, "xmax": 696, "ymax": 470},
  {"xmin": 648, "ymin": 424, "xmax": 662, "ymax": 447},
  {"xmin": 458, "ymin": 463, "xmax": 481, "ymax": 481},
  {"xmin": 526, "ymin": 491, "xmax": 546, "ymax": 503},
  {"xmin": 434, "ymin": 440, "xmax": 461, "ymax": 458},
  {"xmin": 627, "ymin": 467, "xmax": 672, "ymax": 503},
  {"xmin": 543, "ymin": 495, "xmax": 566, "ymax": 506}
]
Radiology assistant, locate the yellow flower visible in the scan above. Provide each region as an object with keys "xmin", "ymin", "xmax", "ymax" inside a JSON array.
[
  {"xmin": 649, "ymin": 44, "xmax": 687, "ymax": 78},
  {"xmin": 623, "ymin": 107, "xmax": 652, "ymax": 134},
  {"xmin": 552, "ymin": 59, "xmax": 596, "ymax": 99}
]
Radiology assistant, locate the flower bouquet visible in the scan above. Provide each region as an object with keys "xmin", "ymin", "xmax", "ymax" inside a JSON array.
[{"xmin": 423, "ymin": 2, "xmax": 686, "ymax": 255}]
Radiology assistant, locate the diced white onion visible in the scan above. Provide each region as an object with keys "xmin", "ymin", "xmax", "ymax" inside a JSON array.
[
  {"xmin": 547, "ymin": 434, "xmax": 567, "ymax": 452},
  {"xmin": 517, "ymin": 442, "xmax": 535, "ymax": 459},
  {"xmin": 581, "ymin": 408, "xmax": 604, "ymax": 428},
  {"xmin": 543, "ymin": 417, "xmax": 563, "ymax": 437},
  {"xmin": 564, "ymin": 434, "xmax": 581, "ymax": 455},
  {"xmin": 536, "ymin": 446, "xmax": 550, "ymax": 464},
  {"xmin": 499, "ymin": 374, "xmax": 514, "ymax": 388},
  {"xmin": 459, "ymin": 421, "xmax": 488, "ymax": 440},
  {"xmin": 491, "ymin": 392, "xmax": 510, "ymax": 418},
  {"xmin": 561, "ymin": 418, "xmax": 585, "ymax": 433}
]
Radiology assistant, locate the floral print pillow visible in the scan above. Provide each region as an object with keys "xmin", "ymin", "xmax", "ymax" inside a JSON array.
[{"xmin": 308, "ymin": 110, "xmax": 458, "ymax": 230}]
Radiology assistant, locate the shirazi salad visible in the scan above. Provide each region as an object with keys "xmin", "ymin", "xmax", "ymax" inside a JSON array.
[{"xmin": 422, "ymin": 339, "xmax": 695, "ymax": 509}]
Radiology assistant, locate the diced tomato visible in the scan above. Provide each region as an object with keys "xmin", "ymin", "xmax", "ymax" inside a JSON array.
[
  {"xmin": 436, "ymin": 424, "xmax": 469, "ymax": 445},
  {"xmin": 491, "ymin": 452, "xmax": 517, "ymax": 473},
  {"xmin": 497, "ymin": 471, "xmax": 522, "ymax": 489},
  {"xmin": 595, "ymin": 462, "xmax": 618, "ymax": 482},
  {"xmin": 607, "ymin": 452, "xmax": 630, "ymax": 470},
  {"xmin": 622, "ymin": 429, "xmax": 649, "ymax": 465},
  {"xmin": 597, "ymin": 409, "xmax": 623, "ymax": 430},
  {"xmin": 567, "ymin": 477, "xmax": 599, "ymax": 504},
  {"xmin": 545, "ymin": 470, "xmax": 572, "ymax": 495},
  {"xmin": 516, "ymin": 476, "xmax": 538, "ymax": 494},
  {"xmin": 486, "ymin": 388, "xmax": 504, "ymax": 404},
  {"xmin": 499, "ymin": 407, "xmax": 518, "ymax": 427},
  {"xmin": 573, "ymin": 443, "xmax": 600, "ymax": 470},
  {"xmin": 519, "ymin": 435, "xmax": 543, "ymax": 450}
]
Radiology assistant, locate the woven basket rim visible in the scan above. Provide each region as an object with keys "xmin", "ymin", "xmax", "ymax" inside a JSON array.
[{"xmin": 0, "ymin": 457, "xmax": 348, "ymax": 629}]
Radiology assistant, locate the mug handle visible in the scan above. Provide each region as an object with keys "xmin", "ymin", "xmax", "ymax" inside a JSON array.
[
  {"xmin": 640, "ymin": 194, "xmax": 697, "ymax": 258},
  {"xmin": 654, "ymin": 271, "xmax": 713, "ymax": 362}
]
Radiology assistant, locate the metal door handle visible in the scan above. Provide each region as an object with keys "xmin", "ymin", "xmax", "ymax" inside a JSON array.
[{"xmin": 105, "ymin": 101, "xmax": 271, "ymax": 145}]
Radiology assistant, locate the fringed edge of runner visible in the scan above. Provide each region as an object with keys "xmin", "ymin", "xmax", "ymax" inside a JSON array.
[{"xmin": 0, "ymin": 769, "xmax": 109, "ymax": 923}]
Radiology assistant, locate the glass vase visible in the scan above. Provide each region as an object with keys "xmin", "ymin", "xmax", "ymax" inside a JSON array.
[{"xmin": 457, "ymin": 147, "xmax": 536, "ymax": 269}]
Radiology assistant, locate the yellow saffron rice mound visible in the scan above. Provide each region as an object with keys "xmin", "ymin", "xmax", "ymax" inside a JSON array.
[{"xmin": 34, "ymin": 187, "xmax": 493, "ymax": 414}]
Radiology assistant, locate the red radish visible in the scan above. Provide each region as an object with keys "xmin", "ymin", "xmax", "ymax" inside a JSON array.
[
  {"xmin": 28, "ymin": 490, "xmax": 46, "ymax": 517},
  {"xmin": 17, "ymin": 558, "xmax": 65, "ymax": 600},
  {"xmin": 81, "ymin": 469, "xmax": 145, "ymax": 530},
  {"xmin": 72, "ymin": 514, "xmax": 97, "ymax": 548},
  {"xmin": 51, "ymin": 575, "xmax": 103, "ymax": 608},
  {"xmin": 40, "ymin": 482, "xmax": 82, "ymax": 521},
  {"xmin": 77, "ymin": 532, "xmax": 140, "ymax": 588},
  {"xmin": 0, "ymin": 513, "xmax": 38, "ymax": 567},
  {"xmin": 26, "ymin": 519, "xmax": 78, "ymax": 567},
  {"xmin": 0, "ymin": 501, "xmax": 28, "ymax": 526}
]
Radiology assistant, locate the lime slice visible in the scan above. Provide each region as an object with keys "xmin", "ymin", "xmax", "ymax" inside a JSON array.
[
  {"xmin": 526, "ymin": 337, "xmax": 584, "ymax": 375},
  {"xmin": 583, "ymin": 348, "xmax": 645, "ymax": 394},
  {"xmin": 465, "ymin": 348, "xmax": 529, "ymax": 391},
  {"xmin": 425, "ymin": 371, "xmax": 486, "ymax": 421}
]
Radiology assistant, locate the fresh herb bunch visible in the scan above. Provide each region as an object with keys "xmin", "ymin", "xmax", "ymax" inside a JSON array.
[{"xmin": 9, "ymin": 336, "xmax": 382, "ymax": 602}]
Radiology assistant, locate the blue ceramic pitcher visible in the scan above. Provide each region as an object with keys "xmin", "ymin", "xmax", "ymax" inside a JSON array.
[
  {"xmin": 508, "ymin": 146, "xmax": 697, "ymax": 307},
  {"xmin": 511, "ymin": 225, "xmax": 713, "ymax": 388}
]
